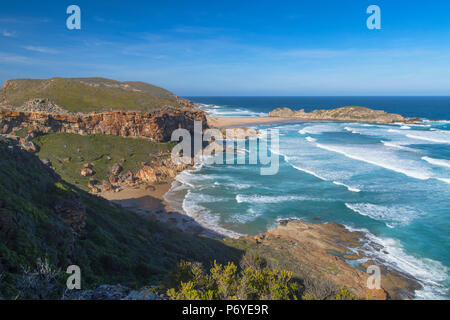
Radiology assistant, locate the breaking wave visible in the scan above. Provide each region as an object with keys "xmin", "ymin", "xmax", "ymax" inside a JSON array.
[{"xmin": 422, "ymin": 156, "xmax": 450, "ymax": 169}]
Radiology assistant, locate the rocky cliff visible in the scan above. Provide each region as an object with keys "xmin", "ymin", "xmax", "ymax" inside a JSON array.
[
  {"xmin": 0, "ymin": 108, "xmax": 207, "ymax": 142},
  {"xmin": 269, "ymin": 106, "xmax": 419, "ymax": 124}
]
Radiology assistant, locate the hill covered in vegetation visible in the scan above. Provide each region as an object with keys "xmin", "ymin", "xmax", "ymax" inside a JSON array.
[
  {"xmin": 0, "ymin": 137, "xmax": 242, "ymax": 299},
  {"xmin": 0, "ymin": 77, "xmax": 190, "ymax": 113}
]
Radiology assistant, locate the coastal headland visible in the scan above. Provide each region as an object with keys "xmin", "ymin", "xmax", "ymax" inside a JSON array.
[{"xmin": 0, "ymin": 78, "xmax": 425, "ymax": 299}]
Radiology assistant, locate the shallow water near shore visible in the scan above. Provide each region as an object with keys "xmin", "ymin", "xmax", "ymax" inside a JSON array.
[{"xmin": 166, "ymin": 97, "xmax": 450, "ymax": 299}]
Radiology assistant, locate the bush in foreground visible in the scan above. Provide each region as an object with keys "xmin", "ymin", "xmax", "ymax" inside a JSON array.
[{"xmin": 167, "ymin": 260, "xmax": 301, "ymax": 300}]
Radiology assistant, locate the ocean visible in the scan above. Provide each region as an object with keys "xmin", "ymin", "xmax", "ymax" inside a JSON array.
[{"xmin": 165, "ymin": 96, "xmax": 450, "ymax": 299}]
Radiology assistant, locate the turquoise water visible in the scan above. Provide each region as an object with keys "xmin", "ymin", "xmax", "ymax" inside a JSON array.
[{"xmin": 166, "ymin": 97, "xmax": 450, "ymax": 299}]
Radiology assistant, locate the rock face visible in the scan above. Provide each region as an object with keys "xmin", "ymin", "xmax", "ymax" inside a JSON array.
[
  {"xmin": 0, "ymin": 108, "xmax": 208, "ymax": 142},
  {"xmin": 243, "ymin": 219, "xmax": 421, "ymax": 300},
  {"xmin": 221, "ymin": 127, "xmax": 259, "ymax": 140},
  {"xmin": 269, "ymin": 106, "xmax": 418, "ymax": 124},
  {"xmin": 135, "ymin": 159, "xmax": 190, "ymax": 185},
  {"xmin": 16, "ymin": 98, "xmax": 68, "ymax": 114}
]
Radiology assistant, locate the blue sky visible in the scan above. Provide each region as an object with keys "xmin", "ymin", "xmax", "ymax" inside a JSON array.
[{"xmin": 1, "ymin": 0, "xmax": 450, "ymax": 95}]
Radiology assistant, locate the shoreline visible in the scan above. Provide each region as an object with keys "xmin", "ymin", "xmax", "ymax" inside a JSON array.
[
  {"xmin": 98, "ymin": 113, "xmax": 441, "ymax": 299},
  {"xmin": 99, "ymin": 180, "xmax": 209, "ymax": 236},
  {"xmin": 98, "ymin": 172, "xmax": 427, "ymax": 299},
  {"xmin": 207, "ymin": 115, "xmax": 299, "ymax": 128},
  {"xmin": 206, "ymin": 115, "xmax": 422, "ymax": 129}
]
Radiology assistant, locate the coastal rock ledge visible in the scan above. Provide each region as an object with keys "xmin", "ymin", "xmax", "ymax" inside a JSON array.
[
  {"xmin": 269, "ymin": 106, "xmax": 420, "ymax": 124},
  {"xmin": 241, "ymin": 219, "xmax": 421, "ymax": 300}
]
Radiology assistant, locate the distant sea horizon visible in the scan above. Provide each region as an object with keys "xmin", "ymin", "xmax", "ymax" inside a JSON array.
[{"xmin": 185, "ymin": 96, "xmax": 450, "ymax": 120}]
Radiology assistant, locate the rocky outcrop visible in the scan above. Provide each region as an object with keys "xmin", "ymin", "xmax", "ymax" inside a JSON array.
[
  {"xmin": 221, "ymin": 127, "xmax": 259, "ymax": 140},
  {"xmin": 14, "ymin": 98, "xmax": 69, "ymax": 114},
  {"xmin": 135, "ymin": 159, "xmax": 190, "ymax": 185},
  {"xmin": 0, "ymin": 134, "xmax": 38, "ymax": 153},
  {"xmin": 0, "ymin": 108, "xmax": 208, "ymax": 142},
  {"xmin": 269, "ymin": 106, "xmax": 419, "ymax": 124},
  {"xmin": 242, "ymin": 219, "xmax": 421, "ymax": 300}
]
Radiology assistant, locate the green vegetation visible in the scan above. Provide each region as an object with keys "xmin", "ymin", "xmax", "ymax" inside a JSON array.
[
  {"xmin": 0, "ymin": 132, "xmax": 361, "ymax": 300},
  {"xmin": 1, "ymin": 77, "xmax": 183, "ymax": 113},
  {"xmin": 167, "ymin": 260, "xmax": 301, "ymax": 300},
  {"xmin": 0, "ymin": 139, "xmax": 242, "ymax": 299},
  {"xmin": 224, "ymin": 240, "xmax": 345, "ymax": 300},
  {"xmin": 33, "ymin": 133, "xmax": 175, "ymax": 190},
  {"xmin": 166, "ymin": 258, "xmax": 358, "ymax": 300}
]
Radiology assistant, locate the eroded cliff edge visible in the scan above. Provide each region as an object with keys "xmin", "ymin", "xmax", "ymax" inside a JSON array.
[{"xmin": 0, "ymin": 108, "xmax": 206, "ymax": 142}]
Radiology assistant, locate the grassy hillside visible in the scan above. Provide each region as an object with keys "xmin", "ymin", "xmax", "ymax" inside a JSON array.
[
  {"xmin": 33, "ymin": 133, "xmax": 176, "ymax": 190},
  {"xmin": 0, "ymin": 77, "xmax": 183, "ymax": 113},
  {"xmin": 0, "ymin": 137, "xmax": 242, "ymax": 299}
]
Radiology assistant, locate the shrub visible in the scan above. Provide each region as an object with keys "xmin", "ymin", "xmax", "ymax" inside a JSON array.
[
  {"xmin": 328, "ymin": 287, "xmax": 358, "ymax": 300},
  {"xmin": 167, "ymin": 260, "xmax": 301, "ymax": 300},
  {"xmin": 16, "ymin": 258, "xmax": 62, "ymax": 300},
  {"xmin": 301, "ymin": 274, "xmax": 339, "ymax": 300}
]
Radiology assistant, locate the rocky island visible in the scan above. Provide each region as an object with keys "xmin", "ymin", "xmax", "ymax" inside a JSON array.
[{"xmin": 268, "ymin": 106, "xmax": 420, "ymax": 124}]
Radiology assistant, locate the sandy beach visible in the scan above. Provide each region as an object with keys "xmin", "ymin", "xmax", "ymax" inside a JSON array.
[
  {"xmin": 99, "ymin": 181, "xmax": 222, "ymax": 237},
  {"xmin": 207, "ymin": 115, "xmax": 298, "ymax": 128}
]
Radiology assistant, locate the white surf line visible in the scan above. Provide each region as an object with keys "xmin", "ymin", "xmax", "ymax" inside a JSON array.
[
  {"xmin": 436, "ymin": 177, "xmax": 450, "ymax": 185},
  {"xmin": 406, "ymin": 134, "xmax": 450, "ymax": 144},
  {"xmin": 343, "ymin": 225, "xmax": 449, "ymax": 299},
  {"xmin": 422, "ymin": 156, "xmax": 450, "ymax": 169},
  {"xmin": 315, "ymin": 143, "xmax": 430, "ymax": 181},
  {"xmin": 291, "ymin": 164, "xmax": 328, "ymax": 181},
  {"xmin": 333, "ymin": 181, "xmax": 361, "ymax": 192}
]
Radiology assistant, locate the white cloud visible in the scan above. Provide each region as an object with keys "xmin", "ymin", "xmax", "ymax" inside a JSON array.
[
  {"xmin": 1, "ymin": 30, "xmax": 16, "ymax": 37},
  {"xmin": 0, "ymin": 52, "xmax": 31, "ymax": 64},
  {"xmin": 22, "ymin": 46, "xmax": 59, "ymax": 54}
]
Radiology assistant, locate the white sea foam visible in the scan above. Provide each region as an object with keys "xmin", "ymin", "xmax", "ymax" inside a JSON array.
[
  {"xmin": 343, "ymin": 225, "xmax": 448, "ymax": 299},
  {"xmin": 298, "ymin": 124, "xmax": 340, "ymax": 135},
  {"xmin": 275, "ymin": 150, "xmax": 328, "ymax": 181},
  {"xmin": 345, "ymin": 203, "xmax": 422, "ymax": 226},
  {"xmin": 316, "ymin": 143, "xmax": 431, "ymax": 180},
  {"xmin": 305, "ymin": 136, "xmax": 317, "ymax": 142},
  {"xmin": 422, "ymin": 156, "xmax": 450, "ymax": 168},
  {"xmin": 344, "ymin": 126, "xmax": 359, "ymax": 134},
  {"xmin": 400, "ymin": 125, "xmax": 411, "ymax": 130},
  {"xmin": 436, "ymin": 178, "xmax": 450, "ymax": 184},
  {"xmin": 231, "ymin": 207, "xmax": 262, "ymax": 224},
  {"xmin": 206, "ymin": 107, "xmax": 266, "ymax": 118},
  {"xmin": 333, "ymin": 181, "xmax": 361, "ymax": 192},
  {"xmin": 381, "ymin": 140, "xmax": 409, "ymax": 150},
  {"xmin": 214, "ymin": 181, "xmax": 252, "ymax": 190},
  {"xmin": 181, "ymin": 190, "xmax": 242, "ymax": 238},
  {"xmin": 291, "ymin": 164, "xmax": 328, "ymax": 181},
  {"xmin": 236, "ymin": 194, "xmax": 319, "ymax": 204},
  {"xmin": 406, "ymin": 134, "xmax": 450, "ymax": 144}
]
